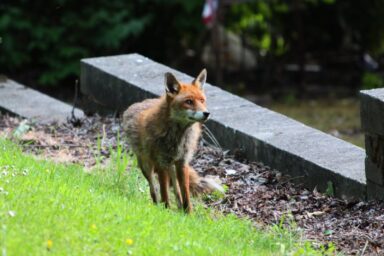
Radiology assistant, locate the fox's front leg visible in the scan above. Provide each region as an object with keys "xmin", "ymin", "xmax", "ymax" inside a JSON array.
[
  {"xmin": 158, "ymin": 169, "xmax": 170, "ymax": 208},
  {"xmin": 170, "ymin": 165, "xmax": 182, "ymax": 209},
  {"xmin": 176, "ymin": 162, "xmax": 192, "ymax": 213},
  {"xmin": 138, "ymin": 157, "xmax": 158, "ymax": 204}
]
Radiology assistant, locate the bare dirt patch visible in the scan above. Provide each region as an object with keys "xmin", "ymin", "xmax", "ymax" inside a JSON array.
[{"xmin": 1, "ymin": 114, "xmax": 383, "ymax": 255}]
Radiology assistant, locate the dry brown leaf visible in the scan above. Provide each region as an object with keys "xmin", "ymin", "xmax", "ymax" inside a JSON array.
[{"xmin": 20, "ymin": 131, "xmax": 58, "ymax": 147}]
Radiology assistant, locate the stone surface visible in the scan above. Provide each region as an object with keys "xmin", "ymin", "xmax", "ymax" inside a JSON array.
[
  {"xmin": 367, "ymin": 181, "xmax": 384, "ymax": 200},
  {"xmin": 0, "ymin": 78, "xmax": 84, "ymax": 123},
  {"xmin": 360, "ymin": 88, "xmax": 384, "ymax": 135},
  {"xmin": 361, "ymin": 89, "xmax": 384, "ymax": 199},
  {"xmin": 365, "ymin": 134, "xmax": 384, "ymax": 167},
  {"xmin": 81, "ymin": 53, "xmax": 367, "ymax": 200},
  {"xmin": 365, "ymin": 157, "xmax": 384, "ymax": 186}
]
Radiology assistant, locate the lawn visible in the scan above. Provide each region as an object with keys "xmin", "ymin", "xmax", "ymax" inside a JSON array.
[{"xmin": 0, "ymin": 139, "xmax": 333, "ymax": 255}]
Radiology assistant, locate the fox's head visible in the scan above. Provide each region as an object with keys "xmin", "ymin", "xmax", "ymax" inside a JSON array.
[{"xmin": 165, "ymin": 69, "xmax": 209, "ymax": 124}]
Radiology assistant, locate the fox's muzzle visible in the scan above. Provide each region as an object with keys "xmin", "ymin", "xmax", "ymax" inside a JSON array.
[
  {"xmin": 202, "ymin": 111, "xmax": 210, "ymax": 121},
  {"xmin": 186, "ymin": 110, "xmax": 210, "ymax": 122}
]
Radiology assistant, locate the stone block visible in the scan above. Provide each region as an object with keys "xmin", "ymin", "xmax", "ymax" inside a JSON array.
[
  {"xmin": 365, "ymin": 134, "xmax": 384, "ymax": 169},
  {"xmin": 360, "ymin": 89, "xmax": 384, "ymax": 135},
  {"xmin": 365, "ymin": 157, "xmax": 384, "ymax": 185},
  {"xmin": 367, "ymin": 180, "xmax": 384, "ymax": 200},
  {"xmin": 0, "ymin": 78, "xmax": 84, "ymax": 123}
]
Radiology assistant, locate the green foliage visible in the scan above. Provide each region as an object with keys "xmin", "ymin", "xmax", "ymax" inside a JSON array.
[
  {"xmin": 227, "ymin": 0, "xmax": 384, "ymax": 61},
  {"xmin": 203, "ymin": 184, "xmax": 228, "ymax": 202},
  {"xmin": 0, "ymin": 1, "xmax": 203, "ymax": 86},
  {"xmin": 362, "ymin": 72, "xmax": 384, "ymax": 89},
  {"xmin": 270, "ymin": 213, "xmax": 337, "ymax": 255},
  {"xmin": 291, "ymin": 241, "xmax": 336, "ymax": 256},
  {"xmin": 325, "ymin": 181, "xmax": 334, "ymax": 197},
  {"xmin": 227, "ymin": 1, "xmax": 288, "ymax": 55},
  {"xmin": 2, "ymin": 0, "xmax": 384, "ymax": 90},
  {"xmin": 0, "ymin": 1, "xmax": 150, "ymax": 85}
]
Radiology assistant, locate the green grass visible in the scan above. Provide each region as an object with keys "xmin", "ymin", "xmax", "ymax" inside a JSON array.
[{"xmin": 0, "ymin": 139, "xmax": 334, "ymax": 255}]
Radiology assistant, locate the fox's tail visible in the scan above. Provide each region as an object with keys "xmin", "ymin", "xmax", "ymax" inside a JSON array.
[{"xmin": 188, "ymin": 166, "xmax": 224, "ymax": 196}]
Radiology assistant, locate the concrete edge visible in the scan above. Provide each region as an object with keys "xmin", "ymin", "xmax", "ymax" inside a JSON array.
[{"xmin": 0, "ymin": 78, "xmax": 84, "ymax": 124}]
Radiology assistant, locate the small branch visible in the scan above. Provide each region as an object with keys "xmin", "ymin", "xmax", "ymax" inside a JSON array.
[
  {"xmin": 360, "ymin": 240, "xmax": 369, "ymax": 256},
  {"xmin": 68, "ymin": 79, "xmax": 82, "ymax": 127}
]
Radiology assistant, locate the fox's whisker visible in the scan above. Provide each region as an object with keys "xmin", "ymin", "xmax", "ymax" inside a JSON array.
[{"xmin": 202, "ymin": 125, "xmax": 222, "ymax": 149}]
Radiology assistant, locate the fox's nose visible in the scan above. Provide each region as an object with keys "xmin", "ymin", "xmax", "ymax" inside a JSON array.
[{"xmin": 203, "ymin": 112, "xmax": 210, "ymax": 119}]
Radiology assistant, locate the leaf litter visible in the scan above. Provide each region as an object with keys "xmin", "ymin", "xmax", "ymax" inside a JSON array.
[{"xmin": 1, "ymin": 113, "xmax": 383, "ymax": 255}]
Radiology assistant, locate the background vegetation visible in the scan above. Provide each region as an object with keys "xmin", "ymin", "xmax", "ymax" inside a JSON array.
[
  {"xmin": 1, "ymin": 0, "xmax": 384, "ymax": 93},
  {"xmin": 0, "ymin": 1, "xmax": 203, "ymax": 88},
  {"xmin": 1, "ymin": 0, "xmax": 384, "ymax": 147}
]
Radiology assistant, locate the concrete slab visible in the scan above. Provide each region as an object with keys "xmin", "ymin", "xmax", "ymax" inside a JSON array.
[
  {"xmin": 0, "ymin": 78, "xmax": 84, "ymax": 123},
  {"xmin": 81, "ymin": 53, "xmax": 367, "ymax": 200},
  {"xmin": 360, "ymin": 89, "xmax": 384, "ymax": 199},
  {"xmin": 367, "ymin": 181, "xmax": 384, "ymax": 200},
  {"xmin": 365, "ymin": 157, "xmax": 384, "ymax": 186},
  {"xmin": 360, "ymin": 88, "xmax": 384, "ymax": 135}
]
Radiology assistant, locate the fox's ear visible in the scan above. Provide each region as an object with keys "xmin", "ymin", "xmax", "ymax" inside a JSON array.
[
  {"xmin": 193, "ymin": 69, "xmax": 207, "ymax": 90},
  {"xmin": 165, "ymin": 72, "xmax": 181, "ymax": 95}
]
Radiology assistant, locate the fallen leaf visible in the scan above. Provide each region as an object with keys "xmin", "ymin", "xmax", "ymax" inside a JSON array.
[
  {"xmin": 225, "ymin": 169, "xmax": 237, "ymax": 175},
  {"xmin": 307, "ymin": 211, "xmax": 325, "ymax": 217}
]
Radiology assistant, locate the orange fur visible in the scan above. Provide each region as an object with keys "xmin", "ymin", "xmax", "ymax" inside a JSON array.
[{"xmin": 123, "ymin": 69, "xmax": 222, "ymax": 213}]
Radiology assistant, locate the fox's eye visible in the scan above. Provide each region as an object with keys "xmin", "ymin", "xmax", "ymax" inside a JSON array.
[{"xmin": 185, "ymin": 99, "xmax": 193, "ymax": 105}]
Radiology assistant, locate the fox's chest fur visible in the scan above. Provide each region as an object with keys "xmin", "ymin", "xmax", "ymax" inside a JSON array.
[
  {"xmin": 151, "ymin": 122, "xmax": 200, "ymax": 166},
  {"xmin": 123, "ymin": 98, "xmax": 201, "ymax": 168}
]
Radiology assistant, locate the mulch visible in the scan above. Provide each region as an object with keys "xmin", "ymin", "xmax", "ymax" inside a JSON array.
[{"xmin": 1, "ymin": 113, "xmax": 383, "ymax": 255}]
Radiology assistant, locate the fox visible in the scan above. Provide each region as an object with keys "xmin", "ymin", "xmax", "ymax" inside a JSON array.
[{"xmin": 122, "ymin": 69, "xmax": 223, "ymax": 213}]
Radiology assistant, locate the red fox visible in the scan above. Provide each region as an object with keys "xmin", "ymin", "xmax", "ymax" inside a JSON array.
[{"xmin": 123, "ymin": 69, "xmax": 223, "ymax": 213}]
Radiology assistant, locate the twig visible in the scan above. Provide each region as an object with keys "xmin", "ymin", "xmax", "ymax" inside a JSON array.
[
  {"xmin": 68, "ymin": 79, "xmax": 82, "ymax": 127},
  {"xmin": 360, "ymin": 240, "xmax": 369, "ymax": 256},
  {"xmin": 278, "ymin": 175, "xmax": 305, "ymax": 185}
]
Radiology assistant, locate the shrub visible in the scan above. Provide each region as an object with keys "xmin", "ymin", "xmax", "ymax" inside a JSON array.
[{"xmin": 0, "ymin": 0, "xmax": 203, "ymax": 87}]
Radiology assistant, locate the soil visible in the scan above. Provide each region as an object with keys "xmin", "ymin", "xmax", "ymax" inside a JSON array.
[{"xmin": 1, "ymin": 114, "xmax": 383, "ymax": 255}]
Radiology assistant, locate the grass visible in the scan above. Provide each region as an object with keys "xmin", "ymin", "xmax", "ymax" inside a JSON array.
[
  {"xmin": 267, "ymin": 98, "xmax": 364, "ymax": 148},
  {"xmin": 0, "ymin": 139, "xmax": 334, "ymax": 255}
]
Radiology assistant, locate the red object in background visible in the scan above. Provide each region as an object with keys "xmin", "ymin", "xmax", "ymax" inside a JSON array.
[{"xmin": 202, "ymin": 0, "xmax": 218, "ymax": 26}]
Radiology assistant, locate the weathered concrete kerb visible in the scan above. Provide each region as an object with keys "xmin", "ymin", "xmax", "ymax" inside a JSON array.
[
  {"xmin": 361, "ymin": 88, "xmax": 384, "ymax": 199},
  {"xmin": 0, "ymin": 77, "xmax": 84, "ymax": 123},
  {"xmin": 81, "ymin": 53, "xmax": 366, "ymax": 200}
]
